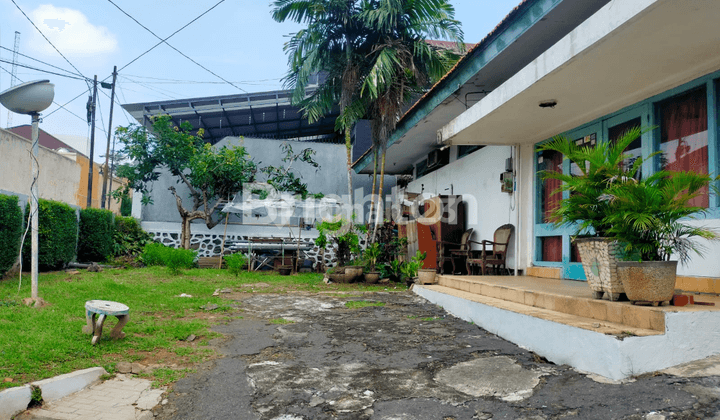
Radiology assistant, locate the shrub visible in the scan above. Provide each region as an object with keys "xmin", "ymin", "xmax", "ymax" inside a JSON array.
[
  {"xmin": 113, "ymin": 216, "xmax": 153, "ymax": 258},
  {"xmin": 140, "ymin": 242, "xmax": 196, "ymax": 274},
  {"xmin": 164, "ymin": 248, "xmax": 197, "ymax": 275},
  {"xmin": 22, "ymin": 199, "xmax": 78, "ymax": 271},
  {"xmin": 140, "ymin": 243, "xmax": 167, "ymax": 266},
  {"xmin": 224, "ymin": 252, "xmax": 248, "ymax": 276},
  {"xmin": 0, "ymin": 194, "xmax": 23, "ymax": 277},
  {"xmin": 77, "ymin": 208, "xmax": 115, "ymax": 263}
]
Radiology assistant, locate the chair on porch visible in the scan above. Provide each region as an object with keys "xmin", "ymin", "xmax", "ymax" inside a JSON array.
[
  {"xmin": 436, "ymin": 228, "xmax": 474, "ymax": 274},
  {"xmin": 467, "ymin": 224, "xmax": 514, "ymax": 275}
]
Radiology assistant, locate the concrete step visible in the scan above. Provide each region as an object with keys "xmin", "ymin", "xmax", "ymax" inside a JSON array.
[
  {"xmin": 421, "ymin": 284, "xmax": 662, "ymax": 337},
  {"xmin": 436, "ymin": 275, "xmax": 667, "ymax": 333}
]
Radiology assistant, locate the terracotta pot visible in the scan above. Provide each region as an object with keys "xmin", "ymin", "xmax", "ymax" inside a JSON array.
[
  {"xmin": 417, "ymin": 268, "xmax": 437, "ymax": 285},
  {"xmin": 344, "ymin": 266, "xmax": 363, "ymax": 283},
  {"xmin": 617, "ymin": 260, "xmax": 677, "ymax": 305},
  {"xmin": 328, "ymin": 267, "xmax": 347, "ymax": 283},
  {"xmin": 364, "ymin": 272, "xmax": 381, "ymax": 284},
  {"xmin": 574, "ymin": 237, "xmax": 624, "ymax": 301}
]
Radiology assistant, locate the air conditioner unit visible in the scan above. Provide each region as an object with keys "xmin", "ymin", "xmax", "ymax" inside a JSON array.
[{"xmin": 427, "ymin": 149, "xmax": 440, "ymax": 168}]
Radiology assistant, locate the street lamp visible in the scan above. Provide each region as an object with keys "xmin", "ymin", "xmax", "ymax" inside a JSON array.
[{"xmin": 0, "ymin": 80, "xmax": 55, "ymax": 304}]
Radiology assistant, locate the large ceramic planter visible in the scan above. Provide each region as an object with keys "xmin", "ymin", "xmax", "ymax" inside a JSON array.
[
  {"xmin": 574, "ymin": 237, "xmax": 624, "ymax": 301},
  {"xmin": 617, "ymin": 260, "xmax": 677, "ymax": 306},
  {"xmin": 417, "ymin": 268, "xmax": 437, "ymax": 285},
  {"xmin": 364, "ymin": 272, "xmax": 380, "ymax": 284},
  {"xmin": 328, "ymin": 267, "xmax": 347, "ymax": 283},
  {"xmin": 345, "ymin": 266, "xmax": 363, "ymax": 283}
]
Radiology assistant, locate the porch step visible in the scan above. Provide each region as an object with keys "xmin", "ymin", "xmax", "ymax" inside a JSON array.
[
  {"xmin": 422, "ymin": 284, "xmax": 661, "ymax": 337},
  {"xmin": 436, "ymin": 275, "xmax": 667, "ymax": 334}
]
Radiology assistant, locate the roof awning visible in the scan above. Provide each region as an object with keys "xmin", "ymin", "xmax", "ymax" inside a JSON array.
[{"xmin": 439, "ymin": 0, "xmax": 720, "ymax": 147}]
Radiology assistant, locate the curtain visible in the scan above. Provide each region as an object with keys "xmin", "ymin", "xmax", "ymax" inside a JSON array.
[{"xmin": 660, "ymin": 88, "xmax": 709, "ymax": 207}]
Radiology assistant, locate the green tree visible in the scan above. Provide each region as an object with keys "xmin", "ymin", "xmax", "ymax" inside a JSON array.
[
  {"xmin": 355, "ymin": 0, "xmax": 463, "ymax": 240},
  {"xmin": 272, "ymin": 0, "xmax": 370, "ymax": 206},
  {"xmin": 115, "ymin": 116, "xmax": 257, "ymax": 249}
]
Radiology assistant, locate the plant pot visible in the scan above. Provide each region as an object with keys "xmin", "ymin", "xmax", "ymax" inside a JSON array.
[
  {"xmin": 345, "ymin": 266, "xmax": 363, "ymax": 283},
  {"xmin": 277, "ymin": 266, "xmax": 293, "ymax": 276},
  {"xmin": 417, "ymin": 268, "xmax": 437, "ymax": 285},
  {"xmin": 364, "ymin": 272, "xmax": 381, "ymax": 284},
  {"xmin": 617, "ymin": 260, "xmax": 677, "ymax": 306},
  {"xmin": 574, "ymin": 237, "xmax": 624, "ymax": 301},
  {"xmin": 328, "ymin": 267, "xmax": 347, "ymax": 283}
]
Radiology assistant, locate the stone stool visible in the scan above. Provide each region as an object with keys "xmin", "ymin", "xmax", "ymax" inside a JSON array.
[{"xmin": 83, "ymin": 300, "xmax": 130, "ymax": 345}]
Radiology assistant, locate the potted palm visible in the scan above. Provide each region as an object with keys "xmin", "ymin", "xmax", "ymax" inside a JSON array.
[
  {"xmin": 602, "ymin": 170, "xmax": 719, "ymax": 305},
  {"xmin": 363, "ymin": 243, "xmax": 382, "ymax": 284},
  {"xmin": 537, "ymin": 127, "xmax": 646, "ymax": 300}
]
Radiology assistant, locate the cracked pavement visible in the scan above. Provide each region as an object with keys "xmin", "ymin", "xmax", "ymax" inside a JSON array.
[{"xmin": 156, "ymin": 292, "xmax": 720, "ymax": 420}]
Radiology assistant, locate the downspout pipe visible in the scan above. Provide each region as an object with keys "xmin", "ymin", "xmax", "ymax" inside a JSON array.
[{"xmin": 515, "ymin": 144, "xmax": 521, "ymax": 277}]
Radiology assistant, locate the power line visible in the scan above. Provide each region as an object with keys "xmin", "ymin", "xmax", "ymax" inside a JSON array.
[
  {"xmin": 9, "ymin": 0, "xmax": 90, "ymax": 89},
  {"xmin": 121, "ymin": 74, "xmax": 283, "ymax": 85},
  {"xmin": 0, "ymin": 45, "xmax": 85, "ymax": 78},
  {"xmin": 106, "ymin": 0, "xmax": 249, "ymax": 94},
  {"xmin": 0, "ymin": 58, "xmax": 87, "ymax": 81}
]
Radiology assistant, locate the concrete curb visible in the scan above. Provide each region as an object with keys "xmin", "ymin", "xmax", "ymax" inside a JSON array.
[{"xmin": 0, "ymin": 367, "xmax": 107, "ymax": 420}]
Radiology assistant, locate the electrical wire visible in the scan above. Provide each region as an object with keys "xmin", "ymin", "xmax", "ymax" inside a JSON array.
[
  {"xmin": 0, "ymin": 58, "xmax": 87, "ymax": 81},
  {"xmin": 0, "ymin": 45, "xmax": 85, "ymax": 79},
  {"xmin": 9, "ymin": 0, "xmax": 90, "ymax": 89},
  {"xmin": 106, "ymin": 0, "xmax": 248, "ymax": 94},
  {"xmin": 119, "ymin": 75, "xmax": 181, "ymax": 100},
  {"xmin": 121, "ymin": 74, "xmax": 282, "ymax": 85}
]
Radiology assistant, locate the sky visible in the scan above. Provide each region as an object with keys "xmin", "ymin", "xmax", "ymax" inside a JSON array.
[{"xmin": 0, "ymin": 0, "xmax": 520, "ymax": 162}]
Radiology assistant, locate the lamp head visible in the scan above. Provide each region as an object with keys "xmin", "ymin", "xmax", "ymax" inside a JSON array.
[{"xmin": 0, "ymin": 80, "xmax": 55, "ymax": 115}]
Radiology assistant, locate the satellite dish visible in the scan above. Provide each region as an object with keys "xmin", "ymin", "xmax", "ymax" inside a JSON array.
[{"xmin": 0, "ymin": 80, "xmax": 55, "ymax": 115}]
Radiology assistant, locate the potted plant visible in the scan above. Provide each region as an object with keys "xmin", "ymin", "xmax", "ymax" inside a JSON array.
[
  {"xmin": 537, "ymin": 126, "xmax": 647, "ymax": 300},
  {"xmin": 602, "ymin": 169, "xmax": 719, "ymax": 305},
  {"xmin": 382, "ymin": 259, "xmax": 403, "ymax": 283},
  {"xmin": 363, "ymin": 243, "xmax": 382, "ymax": 284},
  {"xmin": 316, "ymin": 216, "xmax": 366, "ymax": 281},
  {"xmin": 400, "ymin": 251, "xmax": 427, "ymax": 286}
]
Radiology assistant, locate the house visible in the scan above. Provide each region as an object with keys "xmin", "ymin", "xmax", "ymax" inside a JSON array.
[
  {"xmin": 353, "ymin": 0, "xmax": 720, "ymax": 379},
  {"xmin": 6, "ymin": 125, "xmax": 129, "ymax": 213}
]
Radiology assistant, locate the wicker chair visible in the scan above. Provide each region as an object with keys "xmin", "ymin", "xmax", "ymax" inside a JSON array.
[
  {"xmin": 436, "ymin": 228, "xmax": 473, "ymax": 274},
  {"xmin": 467, "ymin": 224, "xmax": 514, "ymax": 275}
]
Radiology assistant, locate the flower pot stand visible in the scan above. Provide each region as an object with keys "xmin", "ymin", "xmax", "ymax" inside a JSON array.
[{"xmin": 575, "ymin": 238, "xmax": 625, "ymax": 301}]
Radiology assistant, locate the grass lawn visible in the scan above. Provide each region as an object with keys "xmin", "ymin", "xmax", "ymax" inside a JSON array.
[{"xmin": 0, "ymin": 267, "xmax": 400, "ymax": 389}]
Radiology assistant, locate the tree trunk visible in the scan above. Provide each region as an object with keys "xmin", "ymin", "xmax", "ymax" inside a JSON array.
[
  {"xmin": 180, "ymin": 216, "xmax": 192, "ymax": 249},
  {"xmin": 369, "ymin": 146, "xmax": 379, "ymax": 227},
  {"xmin": 372, "ymin": 147, "xmax": 387, "ymax": 243},
  {"xmin": 345, "ymin": 126, "xmax": 354, "ymax": 210}
]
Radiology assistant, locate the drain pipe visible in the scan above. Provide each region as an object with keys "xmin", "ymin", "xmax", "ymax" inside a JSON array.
[{"xmin": 514, "ymin": 144, "xmax": 521, "ymax": 277}]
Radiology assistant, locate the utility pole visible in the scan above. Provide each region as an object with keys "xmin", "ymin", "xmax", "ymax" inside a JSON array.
[
  {"xmin": 101, "ymin": 66, "xmax": 117, "ymax": 209},
  {"xmin": 86, "ymin": 75, "xmax": 98, "ymax": 208}
]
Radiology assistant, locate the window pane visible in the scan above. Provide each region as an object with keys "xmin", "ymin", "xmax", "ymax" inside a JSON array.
[
  {"xmin": 540, "ymin": 236, "xmax": 562, "ymax": 262},
  {"xmin": 538, "ymin": 150, "xmax": 563, "ymax": 223},
  {"xmin": 660, "ymin": 88, "xmax": 709, "ymax": 207},
  {"xmin": 609, "ymin": 117, "xmax": 642, "ymax": 175}
]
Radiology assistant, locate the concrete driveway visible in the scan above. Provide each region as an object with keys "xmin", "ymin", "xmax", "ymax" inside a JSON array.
[{"xmin": 156, "ymin": 291, "xmax": 720, "ymax": 420}]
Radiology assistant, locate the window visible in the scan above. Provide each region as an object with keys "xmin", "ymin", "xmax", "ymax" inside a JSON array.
[
  {"xmin": 659, "ymin": 87, "xmax": 709, "ymax": 207},
  {"xmin": 457, "ymin": 145, "xmax": 484, "ymax": 159},
  {"xmin": 538, "ymin": 149, "xmax": 563, "ymax": 224},
  {"xmin": 609, "ymin": 117, "xmax": 642, "ymax": 174}
]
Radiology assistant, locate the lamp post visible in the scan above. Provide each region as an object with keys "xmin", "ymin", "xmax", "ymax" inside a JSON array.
[{"xmin": 0, "ymin": 80, "xmax": 55, "ymax": 303}]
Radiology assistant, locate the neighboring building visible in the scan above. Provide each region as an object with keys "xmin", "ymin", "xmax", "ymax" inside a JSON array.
[
  {"xmin": 353, "ymin": 0, "xmax": 720, "ymax": 289},
  {"xmin": 122, "ymin": 89, "xmax": 397, "ymax": 260},
  {"xmin": 6, "ymin": 125, "xmax": 129, "ymax": 214}
]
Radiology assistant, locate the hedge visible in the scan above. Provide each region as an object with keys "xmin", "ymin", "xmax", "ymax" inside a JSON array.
[
  {"xmin": 0, "ymin": 194, "xmax": 23, "ymax": 277},
  {"xmin": 23, "ymin": 199, "xmax": 78, "ymax": 271},
  {"xmin": 77, "ymin": 208, "xmax": 115, "ymax": 263}
]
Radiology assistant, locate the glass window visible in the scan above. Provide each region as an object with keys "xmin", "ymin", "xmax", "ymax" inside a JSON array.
[
  {"xmin": 659, "ymin": 87, "xmax": 709, "ymax": 207},
  {"xmin": 540, "ymin": 236, "xmax": 562, "ymax": 262},
  {"xmin": 538, "ymin": 149, "xmax": 563, "ymax": 224},
  {"xmin": 609, "ymin": 117, "xmax": 642, "ymax": 175}
]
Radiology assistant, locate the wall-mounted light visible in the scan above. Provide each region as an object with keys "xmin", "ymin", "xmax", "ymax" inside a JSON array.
[{"xmin": 539, "ymin": 100, "xmax": 558, "ymax": 109}]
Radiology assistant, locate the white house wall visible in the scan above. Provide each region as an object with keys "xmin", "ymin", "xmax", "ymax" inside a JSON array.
[{"xmin": 407, "ymin": 146, "xmax": 520, "ymax": 270}]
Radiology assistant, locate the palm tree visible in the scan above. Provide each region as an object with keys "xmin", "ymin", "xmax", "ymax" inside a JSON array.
[
  {"xmin": 355, "ymin": 0, "xmax": 464, "ymax": 241},
  {"xmin": 272, "ymin": 0, "xmax": 369, "ymax": 207}
]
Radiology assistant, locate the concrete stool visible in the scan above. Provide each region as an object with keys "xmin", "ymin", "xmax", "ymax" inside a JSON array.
[{"xmin": 83, "ymin": 300, "xmax": 130, "ymax": 345}]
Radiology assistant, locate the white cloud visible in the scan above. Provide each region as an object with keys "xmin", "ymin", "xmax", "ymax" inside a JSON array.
[{"xmin": 28, "ymin": 4, "xmax": 117, "ymax": 56}]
